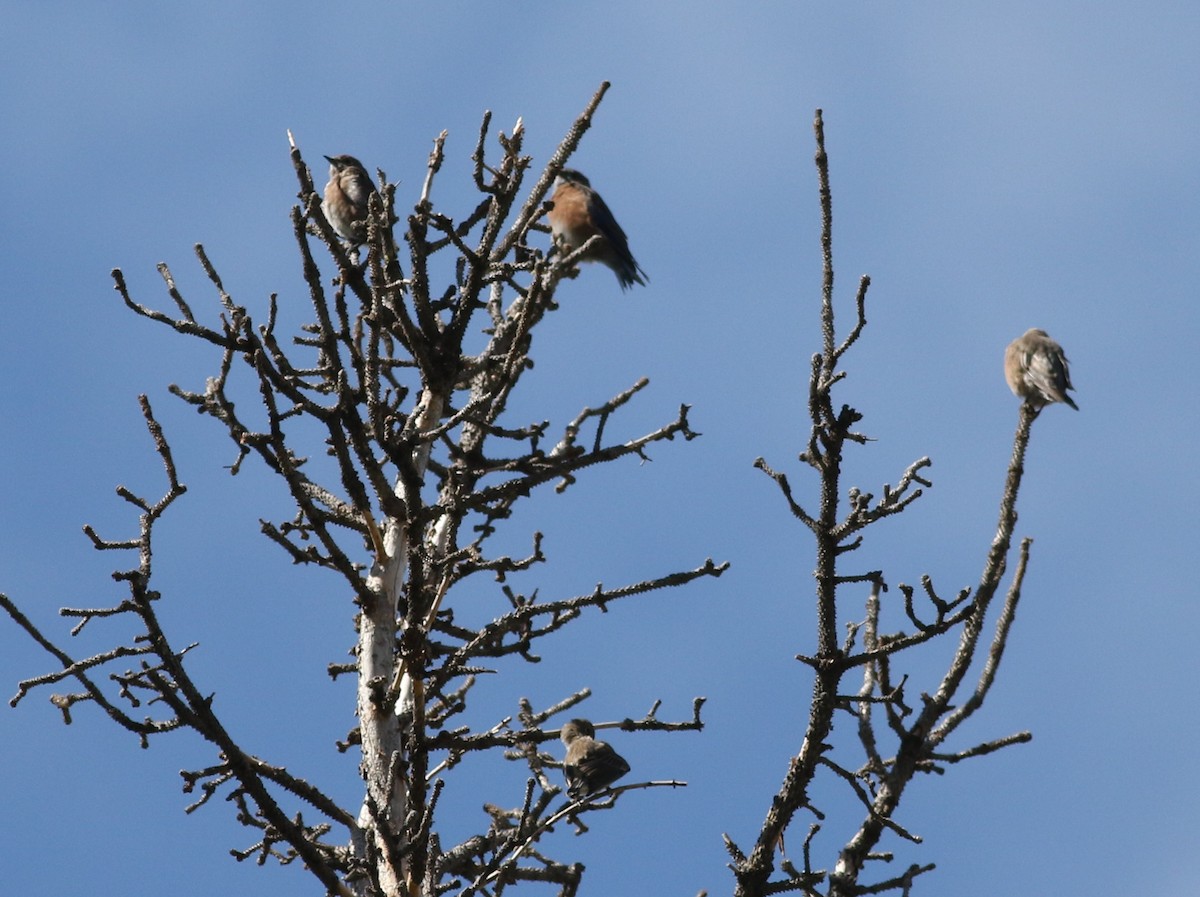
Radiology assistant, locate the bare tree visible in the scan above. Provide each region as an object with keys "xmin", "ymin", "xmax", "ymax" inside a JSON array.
[
  {"xmin": 2, "ymin": 82, "xmax": 724, "ymax": 897},
  {"xmin": 723, "ymin": 111, "xmax": 1040, "ymax": 896},
  {"xmin": 5, "ymin": 93, "xmax": 1054, "ymax": 897}
]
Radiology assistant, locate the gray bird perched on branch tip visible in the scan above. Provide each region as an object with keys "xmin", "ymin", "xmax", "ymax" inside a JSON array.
[
  {"xmin": 560, "ymin": 718, "xmax": 631, "ymax": 799},
  {"xmin": 323, "ymin": 154, "xmax": 376, "ymax": 245},
  {"xmin": 548, "ymin": 169, "xmax": 648, "ymax": 291},
  {"xmin": 1004, "ymin": 328, "xmax": 1078, "ymax": 410}
]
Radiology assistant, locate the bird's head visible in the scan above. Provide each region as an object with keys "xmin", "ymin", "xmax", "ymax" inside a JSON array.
[
  {"xmin": 555, "ymin": 168, "xmax": 591, "ymax": 189},
  {"xmin": 560, "ymin": 718, "xmax": 596, "ymax": 745},
  {"xmin": 325, "ymin": 154, "xmax": 365, "ymax": 173}
]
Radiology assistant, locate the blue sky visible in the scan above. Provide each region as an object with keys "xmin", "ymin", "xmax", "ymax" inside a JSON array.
[{"xmin": 2, "ymin": 3, "xmax": 1198, "ymax": 895}]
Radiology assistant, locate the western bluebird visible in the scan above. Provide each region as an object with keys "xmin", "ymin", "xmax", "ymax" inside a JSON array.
[
  {"xmin": 547, "ymin": 169, "xmax": 648, "ymax": 290},
  {"xmin": 1004, "ymin": 328, "xmax": 1078, "ymax": 410},
  {"xmin": 323, "ymin": 154, "xmax": 375, "ymax": 245},
  {"xmin": 560, "ymin": 718, "xmax": 631, "ymax": 798}
]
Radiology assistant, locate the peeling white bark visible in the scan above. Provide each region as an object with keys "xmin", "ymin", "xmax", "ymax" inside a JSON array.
[{"xmin": 353, "ymin": 389, "xmax": 446, "ymax": 897}]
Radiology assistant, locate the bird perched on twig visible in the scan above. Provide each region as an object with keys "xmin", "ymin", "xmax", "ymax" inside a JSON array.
[
  {"xmin": 1004, "ymin": 328, "xmax": 1078, "ymax": 410},
  {"xmin": 548, "ymin": 169, "xmax": 647, "ymax": 290},
  {"xmin": 560, "ymin": 718, "xmax": 631, "ymax": 799},
  {"xmin": 322, "ymin": 154, "xmax": 376, "ymax": 245}
]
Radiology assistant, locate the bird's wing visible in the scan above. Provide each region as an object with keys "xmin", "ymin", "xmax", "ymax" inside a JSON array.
[
  {"xmin": 576, "ymin": 742, "xmax": 631, "ymax": 785},
  {"xmin": 1027, "ymin": 349, "xmax": 1072, "ymax": 403},
  {"xmin": 586, "ymin": 190, "xmax": 646, "ymax": 286},
  {"xmin": 587, "ymin": 192, "xmax": 636, "ymax": 257}
]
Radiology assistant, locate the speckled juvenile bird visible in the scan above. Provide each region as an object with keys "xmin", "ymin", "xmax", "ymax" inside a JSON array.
[
  {"xmin": 322, "ymin": 154, "xmax": 376, "ymax": 245},
  {"xmin": 560, "ymin": 718, "xmax": 631, "ymax": 799},
  {"xmin": 1004, "ymin": 328, "xmax": 1078, "ymax": 410},
  {"xmin": 547, "ymin": 169, "xmax": 647, "ymax": 290}
]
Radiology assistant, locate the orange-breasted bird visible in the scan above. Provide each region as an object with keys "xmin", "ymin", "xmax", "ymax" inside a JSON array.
[
  {"xmin": 1004, "ymin": 328, "xmax": 1078, "ymax": 410},
  {"xmin": 560, "ymin": 718, "xmax": 631, "ymax": 799},
  {"xmin": 548, "ymin": 169, "xmax": 647, "ymax": 290},
  {"xmin": 323, "ymin": 154, "xmax": 375, "ymax": 245}
]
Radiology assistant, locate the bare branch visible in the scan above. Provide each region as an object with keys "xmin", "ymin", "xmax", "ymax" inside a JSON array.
[{"xmin": 735, "ymin": 110, "xmax": 1041, "ymax": 897}]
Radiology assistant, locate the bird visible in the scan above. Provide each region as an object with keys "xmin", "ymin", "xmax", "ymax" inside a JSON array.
[
  {"xmin": 322, "ymin": 154, "xmax": 376, "ymax": 245},
  {"xmin": 560, "ymin": 718, "xmax": 631, "ymax": 799},
  {"xmin": 1004, "ymin": 328, "xmax": 1078, "ymax": 410},
  {"xmin": 547, "ymin": 169, "xmax": 648, "ymax": 290}
]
